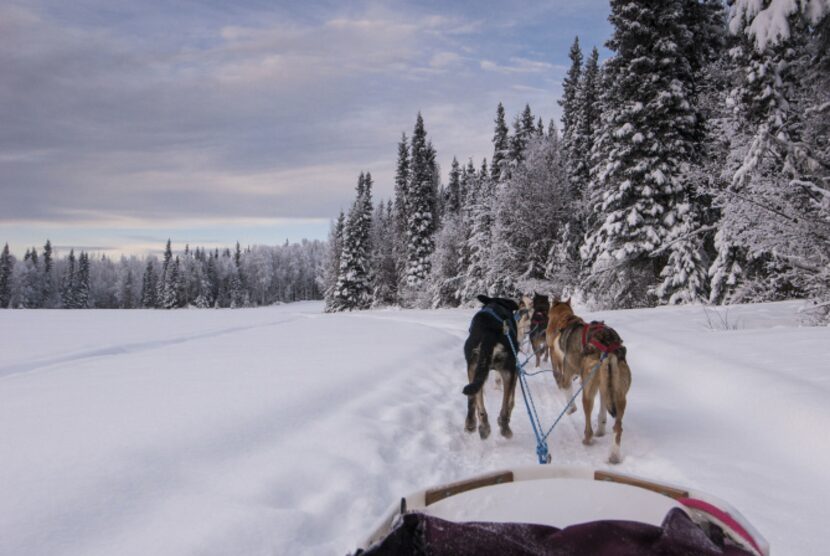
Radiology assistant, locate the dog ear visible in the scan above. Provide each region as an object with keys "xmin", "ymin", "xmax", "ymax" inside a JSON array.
[
  {"xmin": 476, "ymin": 294, "xmax": 492, "ymax": 306},
  {"xmin": 499, "ymin": 298, "xmax": 519, "ymax": 312},
  {"xmin": 565, "ymin": 297, "xmax": 571, "ymax": 305}
]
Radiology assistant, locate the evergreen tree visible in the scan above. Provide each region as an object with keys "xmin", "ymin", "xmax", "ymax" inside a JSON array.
[
  {"xmin": 491, "ymin": 102, "xmax": 510, "ymax": 182},
  {"xmin": 461, "ymin": 160, "xmax": 495, "ymax": 302},
  {"xmin": 581, "ymin": 0, "xmax": 704, "ymax": 308},
  {"xmin": 429, "ymin": 212, "xmax": 464, "ymax": 307},
  {"xmin": 509, "ymin": 104, "xmax": 536, "ymax": 167},
  {"xmin": 560, "ymin": 36, "xmax": 583, "ymax": 150},
  {"xmin": 402, "ymin": 113, "xmax": 437, "ymax": 298},
  {"xmin": 445, "ymin": 157, "xmax": 462, "ymax": 215},
  {"xmin": 332, "ymin": 172, "xmax": 374, "ymax": 310},
  {"xmin": 393, "ymin": 133, "xmax": 410, "ymax": 300},
  {"xmin": 0, "ymin": 243, "xmax": 12, "ymax": 308},
  {"xmin": 161, "ymin": 257, "xmax": 180, "ymax": 309},
  {"xmin": 141, "ymin": 260, "xmax": 158, "ymax": 308},
  {"xmin": 61, "ymin": 249, "xmax": 77, "ymax": 308},
  {"xmin": 19, "ymin": 248, "xmax": 42, "ymax": 308},
  {"xmin": 76, "ymin": 252, "xmax": 90, "ymax": 308},
  {"xmin": 322, "ymin": 211, "xmax": 345, "ymax": 312},
  {"xmin": 369, "ymin": 200, "xmax": 398, "ymax": 306},
  {"xmin": 42, "ymin": 239, "xmax": 54, "ymax": 307},
  {"xmin": 122, "ymin": 269, "xmax": 135, "ymax": 309}
]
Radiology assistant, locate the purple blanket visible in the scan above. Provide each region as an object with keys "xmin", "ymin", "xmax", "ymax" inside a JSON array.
[{"xmin": 357, "ymin": 508, "xmax": 755, "ymax": 556}]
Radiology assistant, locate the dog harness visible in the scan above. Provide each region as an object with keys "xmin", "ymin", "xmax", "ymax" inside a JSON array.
[{"xmin": 581, "ymin": 321, "xmax": 621, "ymax": 354}]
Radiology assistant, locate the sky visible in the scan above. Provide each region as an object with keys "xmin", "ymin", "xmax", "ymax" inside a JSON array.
[{"xmin": 0, "ymin": 0, "xmax": 612, "ymax": 257}]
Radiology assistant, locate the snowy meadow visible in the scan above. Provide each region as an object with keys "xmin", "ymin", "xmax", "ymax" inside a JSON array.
[{"xmin": 1, "ymin": 300, "xmax": 828, "ymax": 555}]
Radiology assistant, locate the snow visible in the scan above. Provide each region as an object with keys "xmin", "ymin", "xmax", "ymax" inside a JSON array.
[{"xmin": 1, "ymin": 300, "xmax": 829, "ymax": 555}]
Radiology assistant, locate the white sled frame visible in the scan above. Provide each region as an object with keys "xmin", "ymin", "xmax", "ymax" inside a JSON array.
[{"xmin": 358, "ymin": 465, "xmax": 769, "ymax": 556}]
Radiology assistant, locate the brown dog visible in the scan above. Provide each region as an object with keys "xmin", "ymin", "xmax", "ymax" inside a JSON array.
[{"xmin": 546, "ymin": 299, "xmax": 632, "ymax": 464}]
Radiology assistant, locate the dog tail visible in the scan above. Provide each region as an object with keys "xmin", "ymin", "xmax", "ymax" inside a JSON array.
[{"xmin": 462, "ymin": 334, "xmax": 497, "ymax": 396}]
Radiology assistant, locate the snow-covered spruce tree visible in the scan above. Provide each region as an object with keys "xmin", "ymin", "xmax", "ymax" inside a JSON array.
[
  {"xmin": 61, "ymin": 249, "xmax": 77, "ymax": 308},
  {"xmin": 332, "ymin": 172, "xmax": 374, "ymax": 311},
  {"xmin": 401, "ymin": 113, "xmax": 437, "ymax": 305},
  {"xmin": 508, "ymin": 104, "xmax": 536, "ymax": 169},
  {"xmin": 558, "ymin": 48, "xmax": 602, "ymax": 281},
  {"xmin": 322, "ymin": 210, "xmax": 345, "ymax": 312},
  {"xmin": 715, "ymin": 0, "xmax": 830, "ymax": 320},
  {"xmin": 121, "ymin": 269, "xmax": 135, "ymax": 309},
  {"xmin": 76, "ymin": 252, "xmax": 90, "ymax": 308},
  {"xmin": 392, "ymin": 133, "xmax": 410, "ymax": 302},
  {"xmin": 41, "ymin": 240, "xmax": 55, "ymax": 307},
  {"xmin": 461, "ymin": 159, "xmax": 495, "ymax": 303},
  {"xmin": 581, "ymin": 0, "xmax": 705, "ymax": 309},
  {"xmin": 426, "ymin": 141, "xmax": 441, "ymax": 230},
  {"xmin": 445, "ymin": 157, "xmax": 462, "ymax": 216},
  {"xmin": 18, "ymin": 248, "xmax": 43, "ymax": 308},
  {"xmin": 161, "ymin": 257, "xmax": 180, "ymax": 309},
  {"xmin": 141, "ymin": 259, "xmax": 159, "ymax": 308},
  {"xmin": 157, "ymin": 239, "xmax": 173, "ymax": 302},
  {"xmin": 560, "ymin": 36, "xmax": 583, "ymax": 158},
  {"xmin": 369, "ymin": 200, "xmax": 398, "ymax": 307},
  {"xmin": 491, "ymin": 102, "xmax": 511, "ymax": 183},
  {"xmin": 428, "ymin": 211, "xmax": 465, "ymax": 307},
  {"xmin": 0, "ymin": 243, "xmax": 13, "ymax": 308}
]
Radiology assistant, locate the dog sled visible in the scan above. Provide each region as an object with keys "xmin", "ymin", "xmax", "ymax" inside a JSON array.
[{"xmin": 352, "ymin": 465, "xmax": 769, "ymax": 556}]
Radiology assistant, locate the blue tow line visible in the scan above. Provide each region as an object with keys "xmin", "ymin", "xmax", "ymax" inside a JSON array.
[{"xmin": 485, "ymin": 311, "xmax": 605, "ymax": 464}]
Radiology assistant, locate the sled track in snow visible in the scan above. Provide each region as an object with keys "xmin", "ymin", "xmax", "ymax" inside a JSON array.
[{"xmin": 0, "ymin": 314, "xmax": 311, "ymax": 380}]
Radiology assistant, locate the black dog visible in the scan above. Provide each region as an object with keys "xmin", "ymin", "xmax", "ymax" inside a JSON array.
[{"xmin": 463, "ymin": 294, "xmax": 520, "ymax": 439}]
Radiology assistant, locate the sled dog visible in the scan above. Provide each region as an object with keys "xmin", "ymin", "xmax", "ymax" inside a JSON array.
[
  {"xmin": 463, "ymin": 295, "xmax": 520, "ymax": 439},
  {"xmin": 529, "ymin": 292, "xmax": 550, "ymax": 367},
  {"xmin": 546, "ymin": 299, "xmax": 632, "ymax": 463}
]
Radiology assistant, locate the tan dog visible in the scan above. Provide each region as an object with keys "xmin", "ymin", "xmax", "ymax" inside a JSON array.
[{"xmin": 546, "ymin": 299, "xmax": 632, "ymax": 464}]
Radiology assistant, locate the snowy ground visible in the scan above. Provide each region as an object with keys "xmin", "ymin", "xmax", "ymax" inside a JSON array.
[{"xmin": 1, "ymin": 300, "xmax": 828, "ymax": 555}]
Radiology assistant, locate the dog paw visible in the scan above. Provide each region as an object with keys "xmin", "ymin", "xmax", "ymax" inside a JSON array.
[
  {"xmin": 567, "ymin": 405, "xmax": 577, "ymax": 415},
  {"xmin": 596, "ymin": 428, "xmax": 606, "ymax": 437},
  {"xmin": 500, "ymin": 426, "xmax": 513, "ymax": 439},
  {"xmin": 582, "ymin": 437, "xmax": 594, "ymax": 446},
  {"xmin": 479, "ymin": 424, "xmax": 491, "ymax": 440},
  {"xmin": 465, "ymin": 421, "xmax": 476, "ymax": 433}
]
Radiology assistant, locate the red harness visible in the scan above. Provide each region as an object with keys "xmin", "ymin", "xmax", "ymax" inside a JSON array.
[{"xmin": 581, "ymin": 321, "xmax": 621, "ymax": 354}]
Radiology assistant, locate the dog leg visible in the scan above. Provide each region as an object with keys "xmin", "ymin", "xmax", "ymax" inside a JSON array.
[
  {"xmin": 465, "ymin": 361, "xmax": 477, "ymax": 432},
  {"xmin": 582, "ymin": 388, "xmax": 595, "ymax": 445},
  {"xmin": 497, "ymin": 370, "xmax": 514, "ymax": 438},
  {"xmin": 534, "ymin": 336, "xmax": 545, "ymax": 368},
  {"xmin": 609, "ymin": 398, "xmax": 626, "ymax": 464},
  {"xmin": 476, "ymin": 390, "xmax": 490, "ymax": 440},
  {"xmin": 596, "ymin": 397, "xmax": 607, "ymax": 437},
  {"xmin": 564, "ymin": 381, "xmax": 578, "ymax": 415}
]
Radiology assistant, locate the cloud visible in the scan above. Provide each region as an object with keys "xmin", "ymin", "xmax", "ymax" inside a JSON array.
[
  {"xmin": 0, "ymin": 1, "xmax": 610, "ymax": 253},
  {"xmin": 480, "ymin": 56, "xmax": 554, "ymax": 74}
]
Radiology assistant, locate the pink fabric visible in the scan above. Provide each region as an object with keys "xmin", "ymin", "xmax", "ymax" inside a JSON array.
[{"xmin": 679, "ymin": 498, "xmax": 763, "ymax": 556}]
